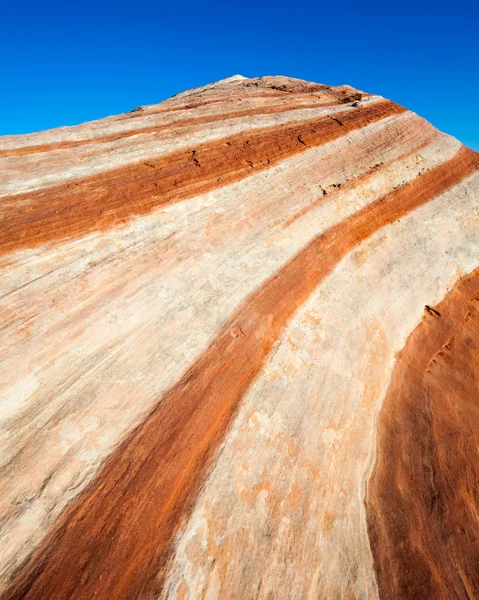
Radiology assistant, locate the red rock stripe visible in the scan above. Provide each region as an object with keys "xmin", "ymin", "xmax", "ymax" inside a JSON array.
[
  {"xmin": 0, "ymin": 101, "xmax": 356, "ymax": 158},
  {"xmin": 135, "ymin": 81, "xmax": 363, "ymax": 117},
  {"xmin": 122, "ymin": 86, "xmax": 372, "ymax": 119},
  {"xmin": 2, "ymin": 147, "xmax": 476, "ymax": 600},
  {"xmin": 0, "ymin": 100, "xmax": 403, "ymax": 257},
  {"xmin": 283, "ymin": 136, "xmax": 436, "ymax": 229},
  {"xmin": 366, "ymin": 267, "xmax": 479, "ymax": 600},
  {"xmin": 123, "ymin": 91, "xmax": 314, "ymax": 118}
]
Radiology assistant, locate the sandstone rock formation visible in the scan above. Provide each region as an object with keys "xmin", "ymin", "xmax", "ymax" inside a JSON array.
[{"xmin": 0, "ymin": 75, "xmax": 478, "ymax": 600}]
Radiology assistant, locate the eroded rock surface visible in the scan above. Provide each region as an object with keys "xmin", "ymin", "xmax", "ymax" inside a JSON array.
[{"xmin": 0, "ymin": 75, "xmax": 478, "ymax": 599}]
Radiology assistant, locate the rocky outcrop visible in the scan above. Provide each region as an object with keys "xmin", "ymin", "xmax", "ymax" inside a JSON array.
[{"xmin": 0, "ymin": 75, "xmax": 478, "ymax": 599}]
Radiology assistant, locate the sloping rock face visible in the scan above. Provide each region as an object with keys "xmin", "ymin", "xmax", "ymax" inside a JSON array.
[{"xmin": 1, "ymin": 75, "xmax": 478, "ymax": 600}]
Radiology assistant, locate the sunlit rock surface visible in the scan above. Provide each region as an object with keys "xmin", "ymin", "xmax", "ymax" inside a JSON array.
[{"xmin": 1, "ymin": 75, "xmax": 479, "ymax": 600}]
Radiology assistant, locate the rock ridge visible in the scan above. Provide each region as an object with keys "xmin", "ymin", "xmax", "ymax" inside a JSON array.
[{"xmin": 0, "ymin": 75, "xmax": 478, "ymax": 600}]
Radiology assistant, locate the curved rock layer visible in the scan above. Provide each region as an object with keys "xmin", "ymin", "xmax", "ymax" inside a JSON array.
[
  {"xmin": 367, "ymin": 268, "xmax": 479, "ymax": 600},
  {"xmin": 0, "ymin": 75, "xmax": 478, "ymax": 599}
]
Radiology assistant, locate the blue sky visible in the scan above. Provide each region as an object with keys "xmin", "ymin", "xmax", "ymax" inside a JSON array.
[{"xmin": 1, "ymin": 0, "xmax": 478, "ymax": 149}]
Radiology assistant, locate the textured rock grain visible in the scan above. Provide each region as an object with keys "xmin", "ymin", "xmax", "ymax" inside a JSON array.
[{"xmin": 0, "ymin": 75, "xmax": 478, "ymax": 599}]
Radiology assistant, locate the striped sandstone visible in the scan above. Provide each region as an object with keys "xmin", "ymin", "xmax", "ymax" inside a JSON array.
[{"xmin": 0, "ymin": 75, "xmax": 478, "ymax": 599}]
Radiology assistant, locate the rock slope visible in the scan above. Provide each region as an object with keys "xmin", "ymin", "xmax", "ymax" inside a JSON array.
[{"xmin": 0, "ymin": 75, "xmax": 478, "ymax": 600}]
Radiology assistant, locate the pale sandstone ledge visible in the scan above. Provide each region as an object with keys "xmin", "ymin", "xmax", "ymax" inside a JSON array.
[{"xmin": 0, "ymin": 76, "xmax": 478, "ymax": 600}]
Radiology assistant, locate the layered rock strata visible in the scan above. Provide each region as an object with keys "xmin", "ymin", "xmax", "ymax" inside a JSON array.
[{"xmin": 0, "ymin": 75, "xmax": 478, "ymax": 599}]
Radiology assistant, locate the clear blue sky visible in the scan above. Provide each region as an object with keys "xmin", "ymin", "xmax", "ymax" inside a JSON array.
[{"xmin": 1, "ymin": 0, "xmax": 478, "ymax": 149}]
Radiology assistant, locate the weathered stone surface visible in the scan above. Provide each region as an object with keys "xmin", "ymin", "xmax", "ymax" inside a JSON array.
[{"xmin": 0, "ymin": 75, "xmax": 478, "ymax": 599}]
